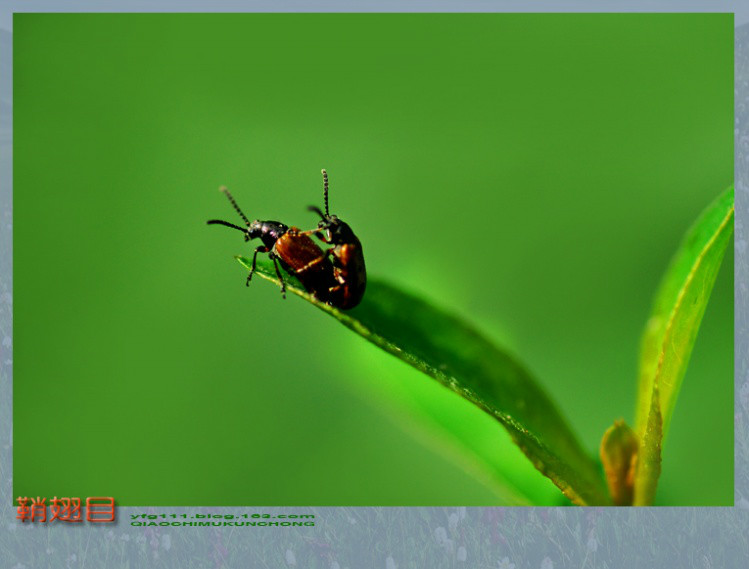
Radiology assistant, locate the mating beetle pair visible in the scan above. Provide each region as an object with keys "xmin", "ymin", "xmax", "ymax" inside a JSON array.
[{"xmin": 207, "ymin": 170, "xmax": 366, "ymax": 310}]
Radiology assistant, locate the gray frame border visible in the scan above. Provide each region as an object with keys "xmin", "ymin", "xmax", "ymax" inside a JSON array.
[{"xmin": 1, "ymin": 3, "xmax": 747, "ymax": 568}]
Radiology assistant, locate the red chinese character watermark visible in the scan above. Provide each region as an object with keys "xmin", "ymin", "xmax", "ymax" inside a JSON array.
[
  {"xmin": 31, "ymin": 497, "xmax": 47, "ymax": 522},
  {"xmin": 15, "ymin": 497, "xmax": 30, "ymax": 522},
  {"xmin": 15, "ymin": 496, "xmax": 113, "ymax": 523},
  {"xmin": 86, "ymin": 497, "xmax": 115, "ymax": 522},
  {"xmin": 50, "ymin": 497, "xmax": 82, "ymax": 523}
]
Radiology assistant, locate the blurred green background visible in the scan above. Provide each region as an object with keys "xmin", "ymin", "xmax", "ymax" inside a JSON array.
[{"xmin": 13, "ymin": 13, "xmax": 733, "ymax": 505}]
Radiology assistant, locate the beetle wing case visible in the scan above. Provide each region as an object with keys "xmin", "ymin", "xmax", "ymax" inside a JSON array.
[
  {"xmin": 331, "ymin": 241, "xmax": 366, "ymax": 310},
  {"xmin": 274, "ymin": 229, "xmax": 338, "ymax": 302}
]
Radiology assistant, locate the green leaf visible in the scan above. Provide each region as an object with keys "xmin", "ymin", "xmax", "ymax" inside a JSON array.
[
  {"xmin": 341, "ymin": 347, "xmax": 569, "ymax": 505},
  {"xmin": 633, "ymin": 186, "xmax": 734, "ymax": 505},
  {"xmin": 237, "ymin": 256, "xmax": 610, "ymax": 505},
  {"xmin": 633, "ymin": 387, "xmax": 663, "ymax": 506}
]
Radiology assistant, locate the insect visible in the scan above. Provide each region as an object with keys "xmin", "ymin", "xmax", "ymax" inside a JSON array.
[
  {"xmin": 304, "ymin": 169, "xmax": 367, "ymax": 310},
  {"xmin": 207, "ymin": 186, "xmax": 336, "ymax": 301}
]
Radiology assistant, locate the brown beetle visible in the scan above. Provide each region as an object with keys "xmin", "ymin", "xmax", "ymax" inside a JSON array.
[
  {"xmin": 207, "ymin": 186, "xmax": 336, "ymax": 301},
  {"xmin": 304, "ymin": 169, "xmax": 367, "ymax": 310}
]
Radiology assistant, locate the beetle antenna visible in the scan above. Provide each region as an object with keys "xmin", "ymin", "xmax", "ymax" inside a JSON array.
[
  {"xmin": 206, "ymin": 219, "xmax": 249, "ymax": 233},
  {"xmin": 219, "ymin": 186, "xmax": 252, "ymax": 227},
  {"xmin": 321, "ymin": 169, "xmax": 329, "ymax": 216},
  {"xmin": 308, "ymin": 205, "xmax": 325, "ymax": 219}
]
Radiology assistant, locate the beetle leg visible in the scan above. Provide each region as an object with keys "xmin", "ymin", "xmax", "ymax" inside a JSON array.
[
  {"xmin": 268, "ymin": 252, "xmax": 286, "ymax": 298},
  {"xmin": 247, "ymin": 245, "xmax": 271, "ymax": 286},
  {"xmin": 296, "ymin": 228, "xmax": 327, "ymax": 241},
  {"xmin": 296, "ymin": 248, "xmax": 335, "ymax": 274}
]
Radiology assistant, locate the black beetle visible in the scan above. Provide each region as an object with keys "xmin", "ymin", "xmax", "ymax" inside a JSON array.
[
  {"xmin": 207, "ymin": 186, "xmax": 336, "ymax": 301},
  {"xmin": 304, "ymin": 169, "xmax": 367, "ymax": 310}
]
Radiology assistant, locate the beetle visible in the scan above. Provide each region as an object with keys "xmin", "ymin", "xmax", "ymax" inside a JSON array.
[
  {"xmin": 207, "ymin": 186, "xmax": 337, "ymax": 301},
  {"xmin": 303, "ymin": 169, "xmax": 367, "ymax": 310}
]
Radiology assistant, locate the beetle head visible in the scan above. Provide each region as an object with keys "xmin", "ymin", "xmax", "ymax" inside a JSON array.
[
  {"xmin": 307, "ymin": 169, "xmax": 356, "ymax": 244},
  {"xmin": 207, "ymin": 186, "xmax": 288, "ymax": 248},
  {"xmin": 308, "ymin": 207, "xmax": 355, "ymax": 244}
]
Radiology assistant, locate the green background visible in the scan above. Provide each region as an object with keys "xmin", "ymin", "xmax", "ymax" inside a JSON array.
[{"xmin": 13, "ymin": 14, "xmax": 733, "ymax": 505}]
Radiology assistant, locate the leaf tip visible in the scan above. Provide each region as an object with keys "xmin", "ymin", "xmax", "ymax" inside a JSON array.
[{"xmin": 600, "ymin": 419, "xmax": 638, "ymax": 506}]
